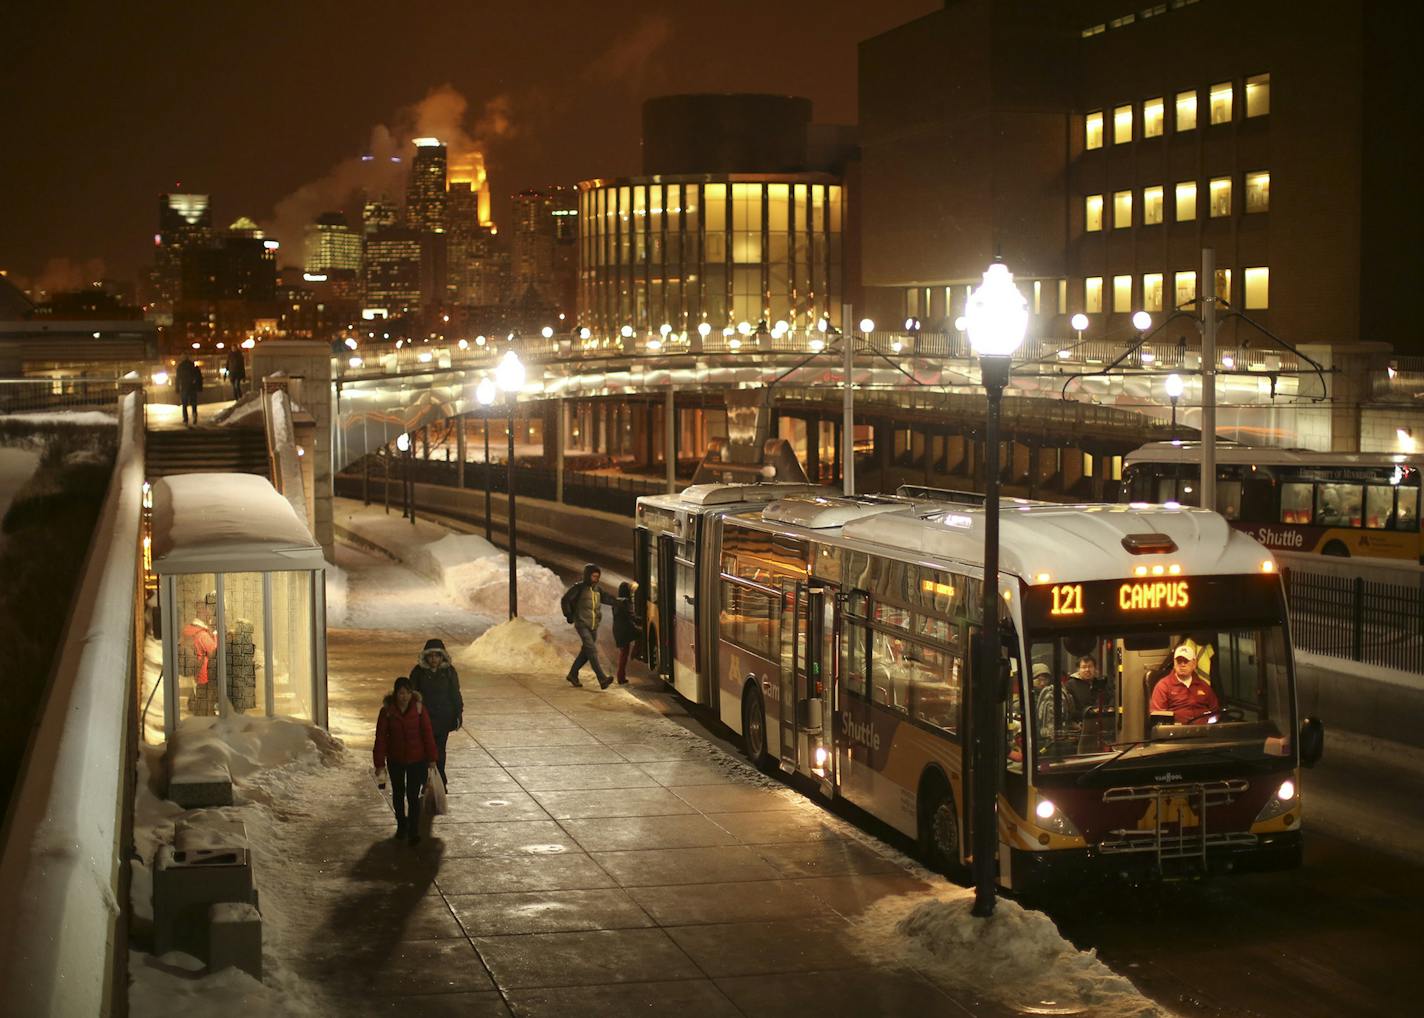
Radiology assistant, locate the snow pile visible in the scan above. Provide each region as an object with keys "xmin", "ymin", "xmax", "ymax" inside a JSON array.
[
  {"xmin": 443, "ymin": 553, "xmax": 567, "ymax": 617},
  {"xmin": 213, "ymin": 392, "xmax": 263, "ymax": 427},
  {"xmin": 457, "ymin": 617, "xmax": 571, "ymax": 674},
  {"xmin": 130, "ymin": 715, "xmax": 348, "ymax": 1015},
  {"xmin": 854, "ymin": 887, "xmax": 1169, "ymax": 1018},
  {"xmin": 324, "ymin": 562, "xmax": 347, "ymax": 626},
  {"xmin": 0, "ymin": 410, "xmax": 117, "ymax": 426}
]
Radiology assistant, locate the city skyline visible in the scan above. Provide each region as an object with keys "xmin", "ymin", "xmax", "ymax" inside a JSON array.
[{"xmin": 0, "ymin": 0, "xmax": 939, "ymax": 290}]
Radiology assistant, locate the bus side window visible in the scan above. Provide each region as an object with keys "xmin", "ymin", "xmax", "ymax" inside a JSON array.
[
  {"xmin": 1397, "ymin": 488, "xmax": 1419, "ymax": 532},
  {"xmin": 1216, "ymin": 480, "xmax": 1242, "ymax": 520},
  {"xmin": 1316, "ymin": 482, "xmax": 1363, "ymax": 528},
  {"xmin": 1280, "ymin": 482, "xmax": 1312, "ymax": 525},
  {"xmin": 1365, "ymin": 485, "xmax": 1394, "ymax": 530}
]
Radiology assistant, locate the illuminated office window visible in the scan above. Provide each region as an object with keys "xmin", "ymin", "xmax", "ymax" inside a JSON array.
[
  {"xmin": 1085, "ymin": 276, "xmax": 1103, "ymax": 313},
  {"xmin": 731, "ymin": 183, "xmax": 762, "ymax": 263},
  {"xmin": 1085, "ymin": 111, "xmax": 1103, "ymax": 149},
  {"xmin": 1176, "ymin": 89, "xmax": 1197, "ymax": 131},
  {"xmin": 1113, "ymin": 104, "xmax": 1133, "ymax": 144},
  {"xmin": 703, "ymin": 183, "xmax": 726, "ymax": 263},
  {"xmin": 1245, "ymin": 73, "xmax": 1270, "ymax": 117},
  {"xmin": 1244, "ymin": 267, "xmax": 1269, "ymax": 309},
  {"xmin": 1210, "ymin": 82, "xmax": 1233, "ymax": 124},
  {"xmin": 1174, "ymin": 270, "xmax": 1197, "ymax": 308},
  {"xmin": 1112, "ymin": 274, "xmax": 1132, "ymax": 312},
  {"xmin": 1143, "ymin": 185, "xmax": 1164, "ymax": 224},
  {"xmin": 1209, "ymin": 177, "xmax": 1232, "ymax": 218},
  {"xmin": 1215, "ymin": 268, "xmax": 1232, "ymax": 305},
  {"xmin": 1058, "ymin": 279, "xmax": 1068, "ymax": 313},
  {"xmin": 1033, "ymin": 280, "xmax": 1042, "ymax": 315},
  {"xmin": 1245, "ymin": 171, "xmax": 1270, "ymax": 213},
  {"xmin": 1143, "ymin": 273, "xmax": 1164, "ymax": 312},
  {"xmin": 1143, "ymin": 97, "xmax": 1164, "ymax": 137},
  {"xmin": 1113, "ymin": 190, "xmax": 1132, "ymax": 228},
  {"xmin": 1085, "ymin": 194, "xmax": 1103, "ymax": 232},
  {"xmin": 1175, "ymin": 181, "xmax": 1197, "ymax": 221}
]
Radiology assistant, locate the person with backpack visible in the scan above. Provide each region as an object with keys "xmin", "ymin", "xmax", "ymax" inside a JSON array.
[
  {"xmin": 409, "ymin": 638, "xmax": 462, "ymax": 788},
  {"xmin": 611, "ymin": 581, "xmax": 641, "ymax": 685},
  {"xmin": 373, "ymin": 676, "xmax": 438, "ymax": 845},
  {"xmin": 225, "ymin": 347, "xmax": 247, "ymax": 399},
  {"xmin": 177, "ymin": 356, "xmax": 203, "ymax": 425},
  {"xmin": 560, "ymin": 563, "xmax": 610, "ymax": 689}
]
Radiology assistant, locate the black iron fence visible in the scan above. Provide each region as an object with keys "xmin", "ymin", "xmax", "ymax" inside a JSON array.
[{"xmin": 1284, "ymin": 568, "xmax": 1424, "ymax": 674}]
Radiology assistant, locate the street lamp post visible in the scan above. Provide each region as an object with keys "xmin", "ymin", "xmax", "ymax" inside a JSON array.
[
  {"xmin": 964, "ymin": 261, "xmax": 1029, "ymax": 920},
  {"xmin": 1165, "ymin": 373, "xmax": 1185, "ymax": 436},
  {"xmin": 476, "ymin": 376, "xmax": 497, "ymax": 542},
  {"xmin": 496, "ymin": 351, "xmax": 526, "ymax": 620},
  {"xmin": 396, "ymin": 432, "xmax": 414, "ymax": 524}
]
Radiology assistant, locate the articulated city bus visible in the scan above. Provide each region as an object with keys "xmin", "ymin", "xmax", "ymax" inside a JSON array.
[
  {"xmin": 1124, "ymin": 442, "xmax": 1423, "ymax": 562},
  {"xmin": 644, "ymin": 485, "xmax": 1323, "ymax": 892}
]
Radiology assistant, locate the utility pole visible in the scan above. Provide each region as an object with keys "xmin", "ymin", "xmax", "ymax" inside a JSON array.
[
  {"xmin": 1201, "ymin": 248, "xmax": 1217, "ymax": 511},
  {"xmin": 665, "ymin": 385, "xmax": 676, "ymax": 494},
  {"xmin": 842, "ymin": 303, "xmax": 855, "ymax": 496}
]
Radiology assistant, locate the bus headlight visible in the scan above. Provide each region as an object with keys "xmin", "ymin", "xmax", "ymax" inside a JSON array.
[
  {"xmin": 1032, "ymin": 797, "xmax": 1081, "ymax": 838},
  {"xmin": 1254, "ymin": 778, "xmax": 1299, "ymax": 824}
]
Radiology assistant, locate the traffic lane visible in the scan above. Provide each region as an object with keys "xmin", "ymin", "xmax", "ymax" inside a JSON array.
[
  {"xmin": 1045, "ymin": 829, "xmax": 1421, "ymax": 1017},
  {"xmin": 1305, "ymin": 733, "xmax": 1424, "ymax": 864}
]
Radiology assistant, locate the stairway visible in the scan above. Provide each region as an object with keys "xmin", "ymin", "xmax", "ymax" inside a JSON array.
[{"xmin": 147, "ymin": 426, "xmax": 272, "ymax": 479}]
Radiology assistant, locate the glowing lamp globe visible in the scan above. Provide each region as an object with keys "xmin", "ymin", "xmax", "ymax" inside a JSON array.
[
  {"xmin": 859, "ymin": 318, "xmax": 875, "ymax": 334},
  {"xmin": 541, "ymin": 326, "xmax": 554, "ymax": 339},
  {"xmin": 1164, "ymin": 373, "xmax": 1185, "ymax": 399},
  {"xmin": 697, "ymin": 322, "xmax": 712, "ymax": 338},
  {"xmin": 475, "ymin": 377, "xmax": 497, "ymax": 406},
  {"xmin": 737, "ymin": 321, "xmax": 752, "ymax": 336},
  {"xmin": 1132, "ymin": 311, "xmax": 1153, "ymax": 332},
  {"xmin": 495, "ymin": 351, "xmax": 525, "ymax": 393},
  {"xmin": 579, "ymin": 327, "xmax": 591, "ymax": 340},
  {"xmin": 396, "ymin": 434, "xmax": 410, "ymax": 452},
  {"xmin": 1070, "ymin": 313, "xmax": 1090, "ymax": 332},
  {"xmin": 659, "ymin": 323, "xmax": 672, "ymax": 337},
  {"xmin": 620, "ymin": 325, "xmax": 634, "ymax": 338},
  {"xmin": 965, "ymin": 263, "xmax": 1029, "ymax": 358}
]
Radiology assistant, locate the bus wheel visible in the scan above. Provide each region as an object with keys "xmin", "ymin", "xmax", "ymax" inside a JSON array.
[
  {"xmin": 918, "ymin": 775, "xmax": 966, "ymax": 881},
  {"xmin": 1322, "ymin": 540, "xmax": 1350, "ymax": 558},
  {"xmin": 742, "ymin": 685, "xmax": 771, "ymax": 770}
]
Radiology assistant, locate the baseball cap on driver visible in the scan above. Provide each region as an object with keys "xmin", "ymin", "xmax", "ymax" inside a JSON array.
[{"xmin": 1174, "ymin": 644, "xmax": 1197, "ymax": 662}]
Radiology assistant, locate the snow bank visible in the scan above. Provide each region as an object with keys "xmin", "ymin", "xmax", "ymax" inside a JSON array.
[
  {"xmin": 854, "ymin": 887, "xmax": 1169, "ymax": 1018},
  {"xmin": 0, "ymin": 410, "xmax": 117, "ymax": 426},
  {"xmin": 130, "ymin": 715, "xmax": 348, "ymax": 1015},
  {"xmin": 443, "ymin": 553, "xmax": 566, "ymax": 617},
  {"xmin": 213, "ymin": 392, "xmax": 263, "ymax": 427},
  {"xmin": 457, "ymin": 617, "xmax": 571, "ymax": 674}
]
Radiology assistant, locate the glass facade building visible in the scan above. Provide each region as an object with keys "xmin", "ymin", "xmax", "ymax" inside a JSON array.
[{"xmin": 578, "ymin": 175, "xmax": 845, "ymax": 339}]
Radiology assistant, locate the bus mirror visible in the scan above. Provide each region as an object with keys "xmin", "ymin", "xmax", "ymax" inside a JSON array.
[{"xmin": 1299, "ymin": 717, "xmax": 1324, "ymax": 768}]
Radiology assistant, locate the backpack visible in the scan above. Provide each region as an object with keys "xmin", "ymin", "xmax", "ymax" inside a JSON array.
[{"xmin": 560, "ymin": 582, "xmax": 582, "ymax": 624}]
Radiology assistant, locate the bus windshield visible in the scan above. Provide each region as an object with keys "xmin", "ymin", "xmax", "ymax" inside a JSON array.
[{"xmin": 1025, "ymin": 624, "xmax": 1293, "ymax": 774}]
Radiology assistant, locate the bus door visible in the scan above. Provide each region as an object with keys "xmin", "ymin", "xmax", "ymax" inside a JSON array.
[
  {"xmin": 655, "ymin": 534, "xmax": 677, "ymax": 680},
  {"xmin": 633, "ymin": 527, "xmax": 652, "ymax": 663},
  {"xmin": 671, "ymin": 542, "xmax": 700, "ymax": 701},
  {"xmin": 777, "ymin": 580, "xmax": 829, "ymax": 775}
]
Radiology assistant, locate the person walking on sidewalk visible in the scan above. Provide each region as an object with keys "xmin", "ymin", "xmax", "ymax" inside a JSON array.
[
  {"xmin": 176, "ymin": 356, "xmax": 203, "ymax": 426},
  {"xmin": 373, "ymin": 677, "xmax": 439, "ymax": 845},
  {"xmin": 611, "ymin": 581, "xmax": 641, "ymax": 685},
  {"xmin": 225, "ymin": 346, "xmax": 247, "ymax": 400},
  {"xmin": 561, "ymin": 563, "xmax": 611, "ymax": 689},
  {"xmin": 410, "ymin": 638, "xmax": 462, "ymax": 788}
]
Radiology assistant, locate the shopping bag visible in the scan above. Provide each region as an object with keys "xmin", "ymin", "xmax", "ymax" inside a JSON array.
[{"xmin": 424, "ymin": 768, "xmax": 448, "ymax": 817}]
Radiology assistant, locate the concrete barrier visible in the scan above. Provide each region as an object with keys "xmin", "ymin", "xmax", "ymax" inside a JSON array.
[{"xmin": 1295, "ymin": 651, "xmax": 1424, "ymax": 751}]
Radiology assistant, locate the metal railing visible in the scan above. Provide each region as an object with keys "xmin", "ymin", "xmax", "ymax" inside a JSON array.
[
  {"xmin": 0, "ymin": 376, "xmax": 138, "ymax": 415},
  {"xmin": 1285, "ymin": 568, "xmax": 1424, "ymax": 673}
]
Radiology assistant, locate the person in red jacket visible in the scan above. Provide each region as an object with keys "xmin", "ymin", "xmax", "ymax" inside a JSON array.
[
  {"xmin": 180, "ymin": 595, "xmax": 219, "ymax": 715},
  {"xmin": 373, "ymin": 676, "xmax": 439, "ymax": 844}
]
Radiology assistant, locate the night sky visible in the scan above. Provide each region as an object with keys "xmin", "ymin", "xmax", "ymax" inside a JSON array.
[{"xmin": 0, "ymin": 0, "xmax": 940, "ymax": 293}]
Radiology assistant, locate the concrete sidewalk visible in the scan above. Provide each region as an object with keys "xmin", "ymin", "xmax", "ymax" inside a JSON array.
[{"xmin": 303, "ymin": 627, "xmax": 1013, "ymax": 1017}]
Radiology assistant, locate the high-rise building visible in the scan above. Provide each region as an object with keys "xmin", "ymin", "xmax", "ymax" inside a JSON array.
[
  {"xmin": 148, "ymin": 192, "xmax": 214, "ymax": 322},
  {"xmin": 405, "ymin": 139, "xmax": 448, "ymax": 234},
  {"xmin": 173, "ymin": 231, "xmax": 278, "ymax": 346},
  {"xmin": 303, "ymin": 211, "xmax": 363, "ymax": 275},
  {"xmin": 363, "ymin": 228, "xmax": 423, "ymax": 315},
  {"xmin": 446, "ymin": 182, "xmax": 503, "ymax": 304},
  {"xmin": 512, "ymin": 187, "xmax": 578, "ymax": 314},
  {"xmin": 362, "ymin": 196, "xmax": 399, "ymax": 236}
]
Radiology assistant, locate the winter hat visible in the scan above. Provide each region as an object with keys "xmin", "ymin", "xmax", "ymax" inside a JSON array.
[
  {"xmin": 617, "ymin": 581, "xmax": 632, "ymax": 597},
  {"xmin": 583, "ymin": 563, "xmax": 601, "ymax": 582},
  {"xmin": 423, "ymin": 638, "xmax": 447, "ymax": 653}
]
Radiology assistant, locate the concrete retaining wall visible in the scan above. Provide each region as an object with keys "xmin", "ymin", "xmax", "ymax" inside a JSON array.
[{"xmin": 1295, "ymin": 651, "xmax": 1424, "ymax": 751}]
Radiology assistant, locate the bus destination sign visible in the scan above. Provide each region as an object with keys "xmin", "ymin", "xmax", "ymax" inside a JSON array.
[{"xmin": 1025, "ymin": 575, "xmax": 1278, "ymax": 629}]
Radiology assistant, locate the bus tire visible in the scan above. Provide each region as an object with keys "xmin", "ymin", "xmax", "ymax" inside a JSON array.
[
  {"xmin": 1322, "ymin": 540, "xmax": 1350, "ymax": 558},
  {"xmin": 917, "ymin": 771, "xmax": 967, "ymax": 881},
  {"xmin": 742, "ymin": 684, "xmax": 771, "ymax": 770}
]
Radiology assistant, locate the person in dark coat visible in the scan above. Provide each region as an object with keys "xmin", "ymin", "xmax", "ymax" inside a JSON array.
[
  {"xmin": 409, "ymin": 638, "xmax": 462, "ymax": 787},
  {"xmin": 225, "ymin": 347, "xmax": 247, "ymax": 399},
  {"xmin": 611, "ymin": 581, "xmax": 642, "ymax": 685},
  {"xmin": 176, "ymin": 357, "xmax": 203, "ymax": 425},
  {"xmin": 561, "ymin": 563, "xmax": 610, "ymax": 689},
  {"xmin": 373, "ymin": 676, "xmax": 439, "ymax": 844}
]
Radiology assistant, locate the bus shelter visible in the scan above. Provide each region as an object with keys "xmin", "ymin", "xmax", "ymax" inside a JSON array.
[{"xmin": 151, "ymin": 472, "xmax": 327, "ymax": 736}]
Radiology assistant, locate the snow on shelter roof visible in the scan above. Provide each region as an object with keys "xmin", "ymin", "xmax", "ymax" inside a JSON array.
[{"xmin": 152, "ymin": 473, "xmax": 325, "ymax": 575}]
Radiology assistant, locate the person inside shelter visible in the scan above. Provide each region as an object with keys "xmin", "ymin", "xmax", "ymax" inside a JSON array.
[
  {"xmin": 180, "ymin": 592, "xmax": 219, "ymax": 716},
  {"xmin": 1149, "ymin": 642, "xmax": 1219, "ymax": 725}
]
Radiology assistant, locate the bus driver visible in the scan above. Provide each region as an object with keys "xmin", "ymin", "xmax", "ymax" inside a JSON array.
[{"xmin": 1149, "ymin": 644, "xmax": 1220, "ymax": 724}]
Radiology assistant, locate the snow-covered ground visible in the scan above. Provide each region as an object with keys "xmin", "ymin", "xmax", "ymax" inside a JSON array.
[{"xmin": 0, "ymin": 445, "xmax": 41, "ymax": 523}]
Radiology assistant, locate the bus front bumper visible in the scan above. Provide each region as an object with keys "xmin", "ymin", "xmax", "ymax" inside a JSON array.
[{"xmin": 1007, "ymin": 830, "xmax": 1303, "ymax": 894}]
